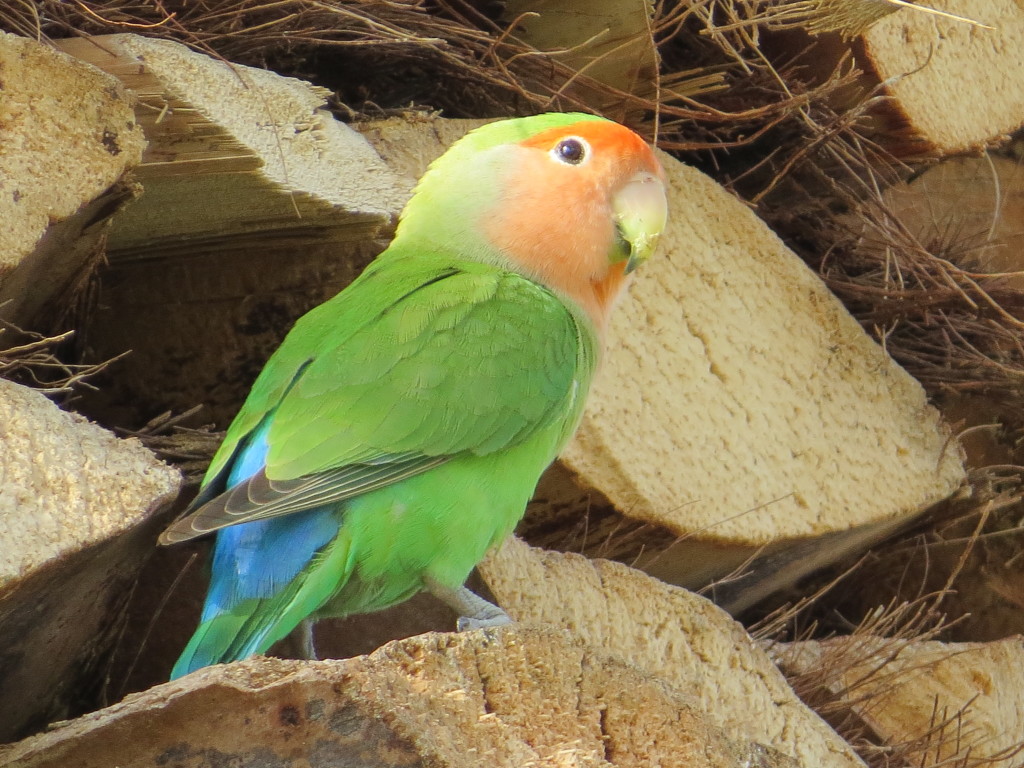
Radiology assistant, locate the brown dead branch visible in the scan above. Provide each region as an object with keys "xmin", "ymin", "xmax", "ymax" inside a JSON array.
[
  {"xmin": 0, "ymin": 0, "xmax": 856, "ymax": 152},
  {"xmin": 116, "ymin": 406, "xmax": 223, "ymax": 481},
  {"xmin": 763, "ymin": 496, "xmax": 1024, "ymax": 768},
  {"xmin": 702, "ymin": 0, "xmax": 991, "ymax": 41},
  {"xmin": 0, "ymin": 318, "xmax": 123, "ymax": 398}
]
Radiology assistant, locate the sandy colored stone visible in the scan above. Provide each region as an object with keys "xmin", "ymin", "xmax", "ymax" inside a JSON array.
[
  {"xmin": 53, "ymin": 34, "xmax": 412, "ymax": 426},
  {"xmin": 0, "ymin": 627, "xmax": 800, "ymax": 768},
  {"xmin": 860, "ymin": 0, "xmax": 1024, "ymax": 154},
  {"xmin": 55, "ymin": 35, "xmax": 408, "ymax": 249},
  {"xmin": 0, "ymin": 379, "xmax": 181, "ymax": 741},
  {"xmin": 775, "ymin": 635, "xmax": 1024, "ymax": 768},
  {"xmin": 0, "ymin": 32, "xmax": 144, "ymax": 327},
  {"xmin": 480, "ymin": 538, "xmax": 865, "ymax": 768}
]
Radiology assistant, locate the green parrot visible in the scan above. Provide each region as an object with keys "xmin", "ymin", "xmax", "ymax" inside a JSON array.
[{"xmin": 161, "ymin": 112, "xmax": 668, "ymax": 679}]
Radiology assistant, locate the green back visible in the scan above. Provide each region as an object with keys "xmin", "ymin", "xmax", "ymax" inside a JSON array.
[{"xmin": 165, "ymin": 114, "xmax": 606, "ymax": 541}]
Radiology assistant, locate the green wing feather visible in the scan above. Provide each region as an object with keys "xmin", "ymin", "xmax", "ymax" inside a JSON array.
[{"xmin": 161, "ymin": 248, "xmax": 594, "ymax": 543}]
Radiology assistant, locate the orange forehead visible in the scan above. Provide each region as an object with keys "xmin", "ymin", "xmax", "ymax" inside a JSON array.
[{"xmin": 518, "ymin": 120, "xmax": 655, "ymax": 166}]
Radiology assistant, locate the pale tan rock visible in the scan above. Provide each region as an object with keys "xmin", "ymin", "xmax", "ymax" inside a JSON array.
[
  {"xmin": 480, "ymin": 538, "xmax": 865, "ymax": 768},
  {"xmin": 860, "ymin": 0, "xmax": 1024, "ymax": 154},
  {"xmin": 0, "ymin": 379, "xmax": 181, "ymax": 741},
  {"xmin": 0, "ymin": 627, "xmax": 800, "ymax": 768},
  {"xmin": 0, "ymin": 32, "xmax": 144, "ymax": 327},
  {"xmin": 774, "ymin": 635, "xmax": 1024, "ymax": 768},
  {"xmin": 54, "ymin": 34, "xmax": 412, "ymax": 425}
]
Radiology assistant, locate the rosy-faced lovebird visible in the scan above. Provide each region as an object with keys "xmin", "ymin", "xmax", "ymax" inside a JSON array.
[{"xmin": 161, "ymin": 113, "xmax": 668, "ymax": 679}]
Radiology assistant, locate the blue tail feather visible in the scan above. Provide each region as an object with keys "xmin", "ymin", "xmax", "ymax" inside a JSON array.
[{"xmin": 172, "ymin": 417, "xmax": 343, "ymax": 677}]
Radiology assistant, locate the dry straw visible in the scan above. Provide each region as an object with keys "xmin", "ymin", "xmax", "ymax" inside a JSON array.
[
  {"xmin": 0, "ymin": 318, "xmax": 122, "ymax": 397},
  {"xmin": 753, "ymin": 490, "xmax": 1024, "ymax": 767},
  {"xmin": 707, "ymin": 0, "xmax": 991, "ymax": 39}
]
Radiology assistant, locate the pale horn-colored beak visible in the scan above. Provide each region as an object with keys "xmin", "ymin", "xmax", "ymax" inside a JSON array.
[{"xmin": 612, "ymin": 170, "xmax": 668, "ymax": 274}]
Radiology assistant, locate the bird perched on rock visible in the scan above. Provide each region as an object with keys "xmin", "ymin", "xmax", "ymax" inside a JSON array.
[{"xmin": 161, "ymin": 112, "xmax": 668, "ymax": 679}]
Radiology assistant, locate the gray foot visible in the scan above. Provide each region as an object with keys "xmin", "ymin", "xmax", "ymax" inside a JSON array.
[
  {"xmin": 425, "ymin": 580, "xmax": 513, "ymax": 632},
  {"xmin": 299, "ymin": 618, "xmax": 319, "ymax": 660},
  {"xmin": 456, "ymin": 601, "xmax": 513, "ymax": 632}
]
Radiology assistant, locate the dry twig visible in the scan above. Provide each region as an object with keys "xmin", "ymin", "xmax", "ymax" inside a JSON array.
[
  {"xmin": 116, "ymin": 405, "xmax": 223, "ymax": 481},
  {"xmin": 0, "ymin": 318, "xmax": 122, "ymax": 398}
]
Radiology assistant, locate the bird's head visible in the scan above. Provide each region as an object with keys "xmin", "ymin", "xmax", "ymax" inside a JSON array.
[{"xmin": 394, "ymin": 113, "xmax": 668, "ymax": 330}]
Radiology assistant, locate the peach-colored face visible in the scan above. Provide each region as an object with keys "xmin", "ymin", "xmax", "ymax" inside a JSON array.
[{"xmin": 485, "ymin": 121, "xmax": 667, "ymax": 331}]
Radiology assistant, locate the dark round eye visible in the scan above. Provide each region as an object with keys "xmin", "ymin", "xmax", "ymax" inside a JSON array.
[{"xmin": 552, "ymin": 137, "xmax": 587, "ymax": 165}]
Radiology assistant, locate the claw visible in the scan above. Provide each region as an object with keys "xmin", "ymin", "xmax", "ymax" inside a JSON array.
[{"xmin": 425, "ymin": 579, "xmax": 512, "ymax": 632}]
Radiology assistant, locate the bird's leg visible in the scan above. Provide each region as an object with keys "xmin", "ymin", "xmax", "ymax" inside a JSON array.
[
  {"xmin": 298, "ymin": 619, "xmax": 319, "ymax": 660},
  {"xmin": 424, "ymin": 578, "xmax": 512, "ymax": 631}
]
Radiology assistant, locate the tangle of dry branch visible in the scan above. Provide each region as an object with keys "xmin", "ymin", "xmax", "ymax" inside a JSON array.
[
  {"xmin": 700, "ymin": 0, "xmax": 990, "ymax": 40},
  {"xmin": 0, "ymin": 320, "xmax": 122, "ymax": 398},
  {"xmin": 116, "ymin": 406, "xmax": 223, "ymax": 481},
  {"xmin": 757, "ymin": 492, "xmax": 1024, "ymax": 768}
]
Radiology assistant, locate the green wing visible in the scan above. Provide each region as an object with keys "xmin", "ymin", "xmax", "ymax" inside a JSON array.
[{"xmin": 161, "ymin": 251, "xmax": 594, "ymax": 543}]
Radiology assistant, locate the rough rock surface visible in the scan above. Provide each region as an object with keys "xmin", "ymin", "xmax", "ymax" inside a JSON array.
[
  {"xmin": 860, "ymin": 0, "xmax": 1024, "ymax": 154},
  {"xmin": 480, "ymin": 538, "xmax": 866, "ymax": 768},
  {"xmin": 0, "ymin": 379, "xmax": 181, "ymax": 741},
  {"xmin": 0, "ymin": 628, "xmax": 801, "ymax": 768},
  {"xmin": 0, "ymin": 32, "xmax": 145, "ymax": 327}
]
